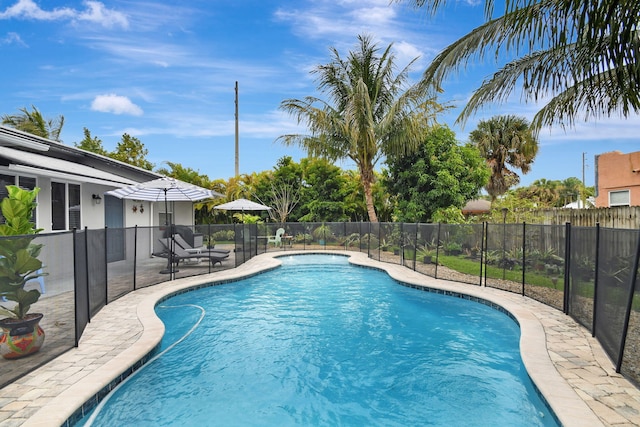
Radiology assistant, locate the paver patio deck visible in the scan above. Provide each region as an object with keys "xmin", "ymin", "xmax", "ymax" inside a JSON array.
[{"xmin": 0, "ymin": 251, "xmax": 638, "ymax": 426}]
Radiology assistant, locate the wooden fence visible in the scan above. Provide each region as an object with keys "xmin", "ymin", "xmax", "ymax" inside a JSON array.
[{"xmin": 529, "ymin": 206, "xmax": 640, "ymax": 229}]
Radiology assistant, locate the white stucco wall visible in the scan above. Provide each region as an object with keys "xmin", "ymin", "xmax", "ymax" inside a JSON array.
[{"xmin": 30, "ymin": 178, "xmax": 195, "ymax": 232}]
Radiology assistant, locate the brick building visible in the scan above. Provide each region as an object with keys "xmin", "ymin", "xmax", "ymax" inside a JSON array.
[{"xmin": 595, "ymin": 150, "xmax": 640, "ymax": 207}]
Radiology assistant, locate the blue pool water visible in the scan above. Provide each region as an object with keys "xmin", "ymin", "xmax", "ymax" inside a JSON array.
[{"xmin": 79, "ymin": 254, "xmax": 558, "ymax": 426}]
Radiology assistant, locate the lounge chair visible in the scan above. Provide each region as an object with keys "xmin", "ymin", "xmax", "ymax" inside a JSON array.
[
  {"xmin": 157, "ymin": 239, "xmax": 229, "ymax": 266},
  {"xmin": 267, "ymin": 228, "xmax": 285, "ymax": 247},
  {"xmin": 172, "ymin": 234, "xmax": 231, "ymax": 256}
]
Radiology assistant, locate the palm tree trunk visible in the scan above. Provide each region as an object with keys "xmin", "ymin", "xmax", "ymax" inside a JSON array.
[{"xmin": 361, "ymin": 168, "xmax": 378, "ymax": 222}]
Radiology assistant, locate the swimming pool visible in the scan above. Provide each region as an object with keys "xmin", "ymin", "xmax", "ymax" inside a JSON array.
[{"xmin": 79, "ymin": 254, "xmax": 558, "ymax": 426}]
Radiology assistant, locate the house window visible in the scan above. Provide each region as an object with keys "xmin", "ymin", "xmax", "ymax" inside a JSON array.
[
  {"xmin": 159, "ymin": 212, "xmax": 173, "ymax": 228},
  {"xmin": 609, "ymin": 190, "xmax": 630, "ymax": 207},
  {"xmin": 69, "ymin": 184, "xmax": 81, "ymax": 230},
  {"xmin": 52, "ymin": 182, "xmax": 81, "ymax": 230},
  {"xmin": 0, "ymin": 174, "xmax": 37, "ymax": 225}
]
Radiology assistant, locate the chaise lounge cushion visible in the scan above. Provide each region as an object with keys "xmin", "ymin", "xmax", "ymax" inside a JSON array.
[{"xmin": 157, "ymin": 238, "xmax": 229, "ymax": 266}]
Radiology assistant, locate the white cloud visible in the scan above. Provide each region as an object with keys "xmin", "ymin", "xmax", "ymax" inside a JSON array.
[
  {"xmin": 0, "ymin": 0, "xmax": 74, "ymax": 20},
  {"xmin": 91, "ymin": 94, "xmax": 143, "ymax": 116},
  {"xmin": 273, "ymin": 1, "xmax": 434, "ymax": 75},
  {"xmin": 0, "ymin": 0, "xmax": 128, "ymax": 29},
  {"xmin": 393, "ymin": 40, "xmax": 426, "ymax": 68},
  {"xmin": 274, "ymin": 2, "xmax": 399, "ymax": 41},
  {"xmin": 80, "ymin": 33, "xmax": 206, "ymax": 68},
  {"xmin": 76, "ymin": 1, "xmax": 128, "ymax": 29},
  {"xmin": 0, "ymin": 32, "xmax": 26, "ymax": 46}
]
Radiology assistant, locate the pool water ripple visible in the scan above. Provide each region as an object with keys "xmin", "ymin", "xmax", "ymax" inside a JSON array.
[{"xmin": 78, "ymin": 254, "xmax": 558, "ymax": 426}]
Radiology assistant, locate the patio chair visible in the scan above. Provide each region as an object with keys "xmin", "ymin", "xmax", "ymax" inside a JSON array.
[
  {"xmin": 267, "ymin": 228, "xmax": 285, "ymax": 247},
  {"xmin": 172, "ymin": 234, "xmax": 230, "ymax": 256},
  {"xmin": 157, "ymin": 239, "xmax": 229, "ymax": 266}
]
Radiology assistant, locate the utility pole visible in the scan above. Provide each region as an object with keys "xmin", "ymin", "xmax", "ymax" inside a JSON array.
[{"xmin": 235, "ymin": 81, "xmax": 239, "ymax": 178}]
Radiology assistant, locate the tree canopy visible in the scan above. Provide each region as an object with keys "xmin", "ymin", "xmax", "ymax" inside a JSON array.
[
  {"xmin": 468, "ymin": 115, "xmax": 538, "ymax": 200},
  {"xmin": 109, "ymin": 133, "xmax": 154, "ymax": 171},
  {"xmin": 1, "ymin": 106, "xmax": 64, "ymax": 141},
  {"xmin": 74, "ymin": 128, "xmax": 108, "ymax": 156},
  {"xmin": 384, "ymin": 126, "xmax": 489, "ymax": 222},
  {"xmin": 279, "ymin": 34, "xmax": 445, "ymax": 222},
  {"xmin": 401, "ymin": 0, "xmax": 640, "ymax": 131}
]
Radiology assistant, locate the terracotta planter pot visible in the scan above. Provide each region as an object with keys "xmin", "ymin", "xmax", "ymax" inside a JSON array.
[{"xmin": 0, "ymin": 313, "xmax": 45, "ymax": 359}]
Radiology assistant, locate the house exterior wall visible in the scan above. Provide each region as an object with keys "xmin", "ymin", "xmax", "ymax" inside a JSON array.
[
  {"xmin": 174, "ymin": 202, "xmax": 195, "ymax": 226},
  {"xmin": 123, "ymin": 198, "xmax": 153, "ymax": 227},
  {"xmin": 34, "ymin": 178, "xmax": 122, "ymax": 233},
  {"xmin": 83, "ymin": 183, "xmax": 108, "ymax": 230},
  {"xmin": 595, "ymin": 150, "xmax": 640, "ymax": 207},
  {"xmin": 0, "ymin": 127, "xmax": 206, "ymax": 232}
]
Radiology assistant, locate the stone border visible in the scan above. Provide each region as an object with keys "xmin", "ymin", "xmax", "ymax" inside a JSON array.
[{"xmin": 14, "ymin": 251, "xmax": 606, "ymax": 426}]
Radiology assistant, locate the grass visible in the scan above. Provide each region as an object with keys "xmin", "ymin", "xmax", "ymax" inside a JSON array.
[{"xmin": 436, "ymin": 254, "xmax": 560, "ymax": 289}]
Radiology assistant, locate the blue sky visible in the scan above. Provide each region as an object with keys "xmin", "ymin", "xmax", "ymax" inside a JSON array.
[{"xmin": 1, "ymin": 0, "xmax": 638, "ymax": 188}]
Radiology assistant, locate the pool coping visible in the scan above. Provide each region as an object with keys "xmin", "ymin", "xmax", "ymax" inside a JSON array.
[{"xmin": 11, "ymin": 251, "xmax": 624, "ymax": 426}]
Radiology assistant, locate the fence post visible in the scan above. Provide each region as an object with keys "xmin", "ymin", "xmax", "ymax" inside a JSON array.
[
  {"xmin": 435, "ymin": 222, "xmax": 441, "ymax": 279},
  {"xmin": 400, "ymin": 222, "xmax": 404, "ymax": 266},
  {"xmin": 104, "ymin": 226, "xmax": 108, "ymax": 303},
  {"xmin": 521, "ymin": 222, "xmax": 526, "ymax": 296},
  {"xmin": 206, "ymin": 223, "xmax": 212, "ymax": 274},
  {"xmin": 615, "ymin": 229, "xmax": 640, "ymax": 373},
  {"xmin": 592, "ymin": 223, "xmax": 600, "ymax": 336},
  {"xmin": 344, "ymin": 222, "xmax": 348, "ymax": 251},
  {"xmin": 322, "ymin": 223, "xmax": 326, "ymax": 249},
  {"xmin": 563, "ymin": 222, "xmax": 571, "ymax": 314},
  {"xmin": 84, "ymin": 227, "xmax": 91, "ymax": 318},
  {"xmin": 377, "ymin": 222, "xmax": 381, "ymax": 260},
  {"xmin": 502, "ymin": 216, "xmax": 507, "ymax": 280},
  {"xmin": 413, "ymin": 223, "xmax": 418, "ymax": 271},
  {"xmin": 133, "ymin": 225, "xmax": 138, "ymax": 290},
  {"xmin": 72, "ymin": 228, "xmax": 80, "ymax": 347},
  {"xmin": 233, "ymin": 223, "xmax": 238, "ymax": 267},
  {"xmin": 480, "ymin": 222, "xmax": 486, "ymax": 286}
]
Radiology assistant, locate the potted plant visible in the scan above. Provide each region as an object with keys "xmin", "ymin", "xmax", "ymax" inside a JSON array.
[
  {"xmin": 0, "ymin": 186, "xmax": 46, "ymax": 359},
  {"xmin": 417, "ymin": 246, "xmax": 434, "ymax": 264}
]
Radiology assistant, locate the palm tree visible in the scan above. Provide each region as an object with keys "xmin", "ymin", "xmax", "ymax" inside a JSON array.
[
  {"xmin": 1, "ymin": 105, "xmax": 64, "ymax": 141},
  {"xmin": 400, "ymin": 0, "xmax": 640, "ymax": 132},
  {"xmin": 469, "ymin": 115, "xmax": 538, "ymax": 200},
  {"xmin": 528, "ymin": 179, "xmax": 560, "ymax": 206},
  {"xmin": 278, "ymin": 34, "xmax": 444, "ymax": 222},
  {"xmin": 559, "ymin": 177, "xmax": 583, "ymax": 207}
]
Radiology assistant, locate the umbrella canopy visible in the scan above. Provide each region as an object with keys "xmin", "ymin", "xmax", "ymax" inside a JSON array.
[
  {"xmin": 214, "ymin": 198, "xmax": 271, "ymax": 211},
  {"xmin": 461, "ymin": 199, "xmax": 492, "ymax": 214},
  {"xmin": 105, "ymin": 176, "xmax": 223, "ymax": 202}
]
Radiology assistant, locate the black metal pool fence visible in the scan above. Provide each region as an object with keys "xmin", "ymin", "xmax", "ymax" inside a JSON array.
[{"xmin": 0, "ymin": 222, "xmax": 639, "ymax": 389}]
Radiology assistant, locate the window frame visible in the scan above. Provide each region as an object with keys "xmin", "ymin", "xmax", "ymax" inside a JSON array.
[
  {"xmin": 609, "ymin": 189, "xmax": 630, "ymax": 207},
  {"xmin": 51, "ymin": 181, "xmax": 82, "ymax": 231}
]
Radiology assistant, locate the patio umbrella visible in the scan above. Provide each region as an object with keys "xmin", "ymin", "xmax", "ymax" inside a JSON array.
[
  {"xmin": 106, "ymin": 176, "xmax": 223, "ymax": 275},
  {"xmin": 106, "ymin": 176, "xmax": 223, "ymax": 203},
  {"xmin": 213, "ymin": 198, "xmax": 271, "ymax": 212}
]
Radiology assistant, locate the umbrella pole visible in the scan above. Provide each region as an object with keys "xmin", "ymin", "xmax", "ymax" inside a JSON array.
[{"xmin": 160, "ymin": 188, "xmax": 178, "ymax": 277}]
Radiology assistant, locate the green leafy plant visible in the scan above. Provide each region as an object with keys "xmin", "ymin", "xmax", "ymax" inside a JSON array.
[
  {"xmin": 312, "ymin": 223, "xmax": 333, "ymax": 242},
  {"xmin": 442, "ymin": 241, "xmax": 463, "ymax": 256},
  {"xmin": 416, "ymin": 244, "xmax": 435, "ymax": 261},
  {"xmin": 232, "ymin": 213, "xmax": 263, "ymax": 224},
  {"xmin": 0, "ymin": 186, "xmax": 45, "ymax": 320}
]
